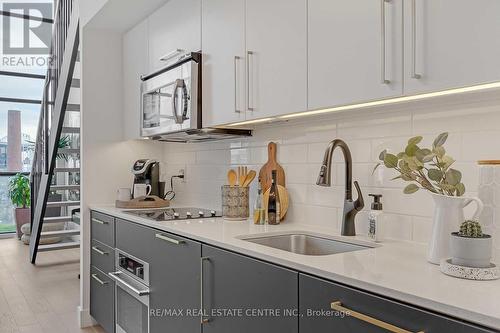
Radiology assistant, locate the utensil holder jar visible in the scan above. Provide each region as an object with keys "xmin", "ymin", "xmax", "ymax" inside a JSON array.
[{"xmin": 222, "ymin": 185, "xmax": 249, "ymax": 220}]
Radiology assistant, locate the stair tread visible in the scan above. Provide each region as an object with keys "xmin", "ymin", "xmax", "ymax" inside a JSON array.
[
  {"xmin": 46, "ymin": 201, "xmax": 80, "ymax": 207},
  {"xmin": 41, "ymin": 229, "xmax": 80, "ymax": 237},
  {"xmin": 58, "ymin": 148, "xmax": 80, "ymax": 154},
  {"xmin": 61, "ymin": 127, "xmax": 80, "ymax": 134},
  {"xmin": 43, "ymin": 216, "xmax": 73, "ymax": 223},
  {"xmin": 66, "ymin": 104, "xmax": 80, "ymax": 112},
  {"xmin": 50, "ymin": 184, "xmax": 80, "ymax": 190},
  {"xmin": 54, "ymin": 167, "xmax": 80, "ymax": 172},
  {"xmin": 38, "ymin": 241, "xmax": 80, "ymax": 252}
]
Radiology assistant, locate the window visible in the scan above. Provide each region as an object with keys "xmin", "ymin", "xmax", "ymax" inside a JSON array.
[{"xmin": 0, "ymin": 1, "xmax": 53, "ymax": 233}]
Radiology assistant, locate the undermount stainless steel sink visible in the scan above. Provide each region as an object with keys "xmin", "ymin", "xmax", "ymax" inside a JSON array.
[{"xmin": 240, "ymin": 233, "xmax": 372, "ymax": 256}]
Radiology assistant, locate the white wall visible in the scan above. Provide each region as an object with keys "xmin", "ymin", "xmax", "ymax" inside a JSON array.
[
  {"xmin": 161, "ymin": 91, "xmax": 500, "ymax": 252},
  {"xmin": 79, "ymin": 27, "xmax": 163, "ymax": 327}
]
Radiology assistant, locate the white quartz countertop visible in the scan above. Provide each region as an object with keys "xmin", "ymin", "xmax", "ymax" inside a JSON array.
[{"xmin": 90, "ymin": 205, "xmax": 500, "ymax": 331}]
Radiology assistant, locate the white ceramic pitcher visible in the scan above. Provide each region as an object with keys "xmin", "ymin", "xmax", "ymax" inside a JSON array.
[{"xmin": 427, "ymin": 193, "xmax": 484, "ymax": 264}]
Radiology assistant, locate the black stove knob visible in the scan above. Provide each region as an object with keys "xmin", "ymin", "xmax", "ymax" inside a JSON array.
[
  {"xmin": 186, "ymin": 212, "xmax": 192, "ymax": 218},
  {"xmin": 210, "ymin": 210, "xmax": 216, "ymax": 217},
  {"xmin": 173, "ymin": 212, "xmax": 180, "ymax": 219}
]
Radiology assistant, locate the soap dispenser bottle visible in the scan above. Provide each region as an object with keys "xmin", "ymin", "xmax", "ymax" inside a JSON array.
[{"xmin": 368, "ymin": 194, "xmax": 384, "ymax": 242}]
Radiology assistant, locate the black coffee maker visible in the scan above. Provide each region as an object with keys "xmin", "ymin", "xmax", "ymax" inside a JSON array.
[{"xmin": 132, "ymin": 159, "xmax": 160, "ymax": 197}]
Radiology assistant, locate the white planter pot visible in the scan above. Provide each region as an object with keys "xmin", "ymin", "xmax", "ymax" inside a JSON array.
[
  {"xmin": 450, "ymin": 232, "xmax": 492, "ymax": 268},
  {"xmin": 427, "ymin": 193, "xmax": 484, "ymax": 264}
]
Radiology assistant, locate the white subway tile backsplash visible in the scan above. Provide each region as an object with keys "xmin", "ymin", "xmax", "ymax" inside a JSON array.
[
  {"xmin": 278, "ymin": 144, "xmax": 308, "ymax": 164},
  {"xmin": 162, "ymin": 96, "xmax": 500, "ymax": 244}
]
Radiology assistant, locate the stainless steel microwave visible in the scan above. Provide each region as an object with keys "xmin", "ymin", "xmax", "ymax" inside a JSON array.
[
  {"xmin": 140, "ymin": 52, "xmax": 251, "ymax": 142},
  {"xmin": 140, "ymin": 52, "xmax": 201, "ymax": 138}
]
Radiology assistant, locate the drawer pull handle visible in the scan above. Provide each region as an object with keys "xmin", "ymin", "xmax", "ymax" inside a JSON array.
[
  {"xmin": 92, "ymin": 218, "xmax": 108, "ymax": 225},
  {"xmin": 92, "ymin": 246, "xmax": 108, "ymax": 255},
  {"xmin": 155, "ymin": 233, "xmax": 185, "ymax": 245},
  {"xmin": 91, "ymin": 273, "xmax": 109, "ymax": 286},
  {"xmin": 331, "ymin": 301, "xmax": 424, "ymax": 333}
]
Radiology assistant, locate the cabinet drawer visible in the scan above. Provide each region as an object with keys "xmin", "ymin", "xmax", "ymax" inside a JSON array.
[
  {"xmin": 91, "ymin": 240, "xmax": 114, "ymax": 273},
  {"xmin": 90, "ymin": 266, "xmax": 115, "ymax": 333},
  {"xmin": 299, "ymin": 274, "xmax": 493, "ymax": 333},
  {"xmin": 91, "ymin": 211, "xmax": 115, "ymax": 247},
  {"xmin": 116, "ymin": 218, "xmax": 196, "ymax": 260}
]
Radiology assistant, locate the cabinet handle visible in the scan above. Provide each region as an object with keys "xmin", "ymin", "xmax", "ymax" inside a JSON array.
[
  {"xmin": 380, "ymin": 0, "xmax": 390, "ymax": 84},
  {"xmin": 200, "ymin": 257, "xmax": 210, "ymax": 324},
  {"xmin": 234, "ymin": 56, "xmax": 241, "ymax": 113},
  {"xmin": 91, "ymin": 273, "xmax": 109, "ymax": 286},
  {"xmin": 331, "ymin": 301, "xmax": 424, "ymax": 333},
  {"xmin": 155, "ymin": 233, "xmax": 185, "ymax": 245},
  {"xmin": 92, "ymin": 246, "xmax": 108, "ymax": 255},
  {"xmin": 159, "ymin": 48, "xmax": 184, "ymax": 62},
  {"xmin": 246, "ymin": 51, "xmax": 254, "ymax": 111},
  {"xmin": 411, "ymin": 0, "xmax": 421, "ymax": 79},
  {"xmin": 92, "ymin": 218, "xmax": 108, "ymax": 225}
]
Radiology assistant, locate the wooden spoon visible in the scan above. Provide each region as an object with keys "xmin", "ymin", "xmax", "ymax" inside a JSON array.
[
  {"xmin": 227, "ymin": 169, "xmax": 237, "ymax": 186},
  {"xmin": 242, "ymin": 170, "xmax": 256, "ymax": 187}
]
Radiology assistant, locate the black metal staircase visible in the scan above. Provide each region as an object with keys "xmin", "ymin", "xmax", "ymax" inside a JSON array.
[{"xmin": 29, "ymin": 0, "xmax": 80, "ymax": 263}]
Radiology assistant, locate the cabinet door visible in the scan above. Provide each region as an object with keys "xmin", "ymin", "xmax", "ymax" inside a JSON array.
[
  {"xmin": 299, "ymin": 274, "xmax": 493, "ymax": 333},
  {"xmin": 202, "ymin": 0, "xmax": 246, "ymax": 126},
  {"xmin": 90, "ymin": 267, "xmax": 115, "ymax": 333},
  {"xmin": 148, "ymin": 0, "xmax": 201, "ymax": 71},
  {"xmin": 201, "ymin": 245, "xmax": 298, "ymax": 333},
  {"xmin": 404, "ymin": 0, "xmax": 500, "ymax": 94},
  {"xmin": 123, "ymin": 20, "xmax": 148, "ymax": 140},
  {"xmin": 308, "ymin": 0, "xmax": 403, "ymax": 110},
  {"xmin": 149, "ymin": 232, "xmax": 201, "ymax": 333},
  {"xmin": 245, "ymin": 0, "xmax": 307, "ymax": 119}
]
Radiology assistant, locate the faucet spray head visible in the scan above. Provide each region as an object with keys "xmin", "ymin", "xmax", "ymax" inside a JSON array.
[{"xmin": 316, "ymin": 164, "xmax": 331, "ymax": 187}]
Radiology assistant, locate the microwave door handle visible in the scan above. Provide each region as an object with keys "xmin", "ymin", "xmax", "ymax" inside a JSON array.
[{"xmin": 171, "ymin": 79, "xmax": 188, "ymax": 124}]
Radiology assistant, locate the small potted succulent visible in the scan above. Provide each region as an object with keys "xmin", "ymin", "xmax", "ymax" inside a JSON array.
[{"xmin": 450, "ymin": 220, "xmax": 492, "ymax": 268}]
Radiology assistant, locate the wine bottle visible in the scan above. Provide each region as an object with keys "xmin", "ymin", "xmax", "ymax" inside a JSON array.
[{"xmin": 267, "ymin": 170, "xmax": 281, "ymax": 225}]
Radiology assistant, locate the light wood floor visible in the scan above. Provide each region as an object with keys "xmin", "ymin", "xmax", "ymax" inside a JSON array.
[{"xmin": 0, "ymin": 238, "xmax": 105, "ymax": 333}]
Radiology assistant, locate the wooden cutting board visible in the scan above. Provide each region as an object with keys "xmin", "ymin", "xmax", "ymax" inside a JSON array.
[
  {"xmin": 116, "ymin": 195, "xmax": 170, "ymax": 209},
  {"xmin": 259, "ymin": 142, "xmax": 285, "ymax": 192}
]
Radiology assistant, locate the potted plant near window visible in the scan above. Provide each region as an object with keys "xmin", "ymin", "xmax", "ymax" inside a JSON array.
[
  {"xmin": 450, "ymin": 220, "xmax": 492, "ymax": 268},
  {"xmin": 374, "ymin": 133, "xmax": 483, "ymax": 264},
  {"xmin": 8, "ymin": 173, "xmax": 30, "ymax": 239}
]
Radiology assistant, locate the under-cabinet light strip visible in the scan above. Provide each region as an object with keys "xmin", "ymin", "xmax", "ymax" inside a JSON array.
[{"xmin": 226, "ymin": 81, "xmax": 500, "ymax": 127}]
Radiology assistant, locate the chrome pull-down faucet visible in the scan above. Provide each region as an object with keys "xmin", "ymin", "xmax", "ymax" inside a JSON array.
[{"xmin": 316, "ymin": 139, "xmax": 364, "ymax": 236}]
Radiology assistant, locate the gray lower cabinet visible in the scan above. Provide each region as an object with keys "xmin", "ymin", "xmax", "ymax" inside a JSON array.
[
  {"xmin": 90, "ymin": 267, "xmax": 115, "ymax": 333},
  {"xmin": 149, "ymin": 231, "xmax": 201, "ymax": 333},
  {"xmin": 299, "ymin": 274, "xmax": 494, "ymax": 333},
  {"xmin": 115, "ymin": 219, "xmax": 201, "ymax": 333},
  {"xmin": 201, "ymin": 245, "xmax": 298, "ymax": 333}
]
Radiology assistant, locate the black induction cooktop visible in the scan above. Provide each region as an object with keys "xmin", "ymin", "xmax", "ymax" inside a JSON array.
[{"xmin": 124, "ymin": 207, "xmax": 220, "ymax": 221}]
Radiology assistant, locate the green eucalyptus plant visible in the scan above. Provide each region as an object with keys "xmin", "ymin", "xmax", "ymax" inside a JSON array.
[
  {"xmin": 374, "ymin": 132, "xmax": 466, "ymax": 196},
  {"xmin": 8, "ymin": 173, "xmax": 31, "ymax": 208}
]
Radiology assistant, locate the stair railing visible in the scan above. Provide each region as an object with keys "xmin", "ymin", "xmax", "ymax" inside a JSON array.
[{"xmin": 29, "ymin": 0, "xmax": 79, "ymax": 263}]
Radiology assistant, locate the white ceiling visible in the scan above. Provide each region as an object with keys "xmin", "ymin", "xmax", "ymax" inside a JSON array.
[{"xmin": 85, "ymin": 0, "xmax": 170, "ymax": 32}]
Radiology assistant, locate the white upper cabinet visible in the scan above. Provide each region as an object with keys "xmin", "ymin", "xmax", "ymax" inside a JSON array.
[
  {"xmin": 308, "ymin": 0, "xmax": 403, "ymax": 110},
  {"xmin": 202, "ymin": 0, "xmax": 246, "ymax": 127},
  {"xmin": 148, "ymin": 0, "xmax": 201, "ymax": 72},
  {"xmin": 245, "ymin": 0, "xmax": 307, "ymax": 119},
  {"xmin": 403, "ymin": 0, "xmax": 500, "ymax": 94},
  {"xmin": 123, "ymin": 20, "xmax": 149, "ymax": 140}
]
